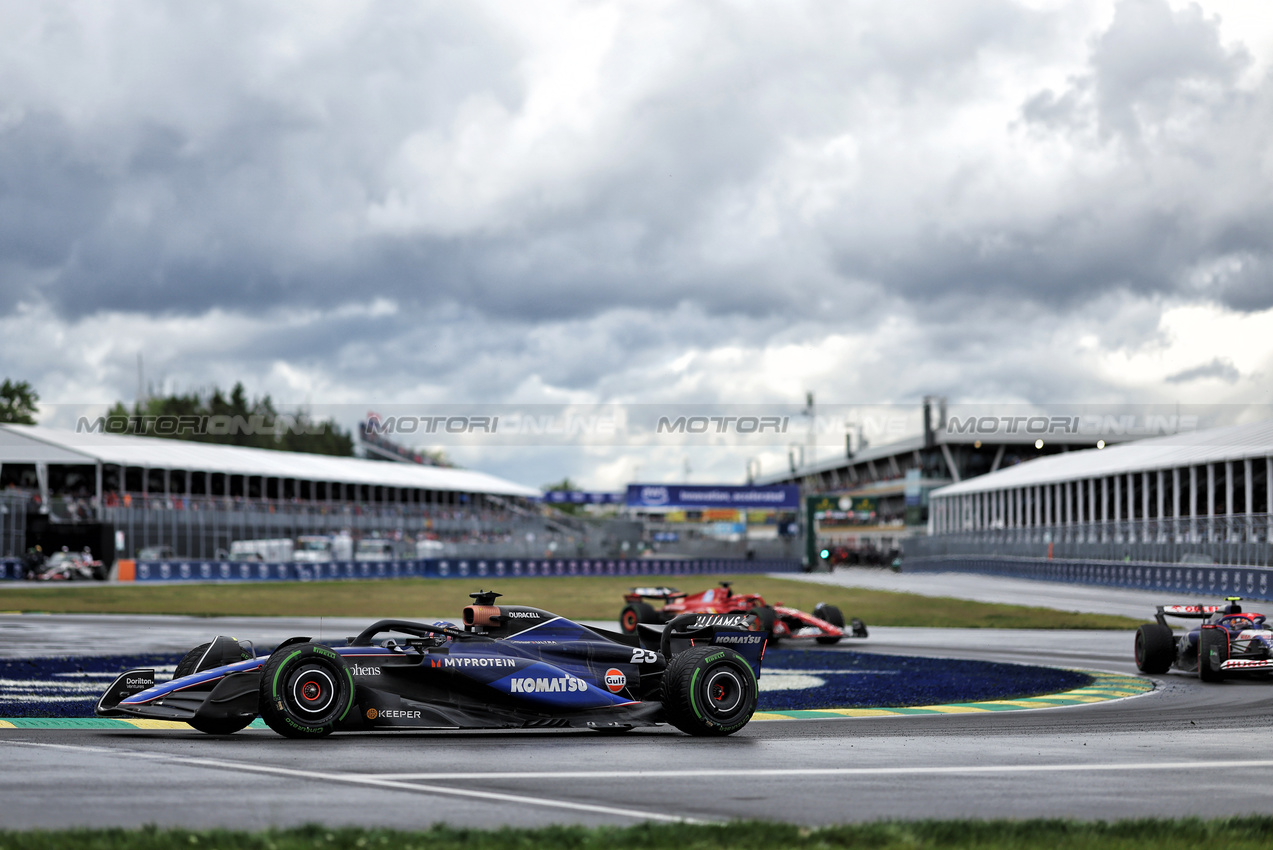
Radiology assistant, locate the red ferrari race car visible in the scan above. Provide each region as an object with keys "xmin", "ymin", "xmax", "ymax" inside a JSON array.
[{"xmin": 619, "ymin": 581, "xmax": 867, "ymax": 645}]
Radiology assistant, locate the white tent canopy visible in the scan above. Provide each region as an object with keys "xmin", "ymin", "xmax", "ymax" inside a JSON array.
[{"xmin": 0, "ymin": 424, "xmax": 539, "ymax": 499}]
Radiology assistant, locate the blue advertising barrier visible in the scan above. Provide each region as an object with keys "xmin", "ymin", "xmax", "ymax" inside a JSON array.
[
  {"xmin": 125, "ymin": 556, "xmax": 802, "ymax": 583},
  {"xmin": 905, "ymin": 555, "xmax": 1273, "ymax": 602}
]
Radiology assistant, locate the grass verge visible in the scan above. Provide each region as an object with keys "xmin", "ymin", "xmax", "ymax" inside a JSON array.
[
  {"xmin": 0, "ymin": 574, "xmax": 1139, "ymax": 629},
  {"xmin": 2, "ymin": 819, "xmax": 1272, "ymax": 850}
]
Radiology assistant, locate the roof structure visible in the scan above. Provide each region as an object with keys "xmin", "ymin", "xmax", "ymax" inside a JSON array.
[
  {"xmin": 932, "ymin": 418, "xmax": 1273, "ymax": 499},
  {"xmin": 0, "ymin": 425, "xmax": 539, "ymax": 498}
]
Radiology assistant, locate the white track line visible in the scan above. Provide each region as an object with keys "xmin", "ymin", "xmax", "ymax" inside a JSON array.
[
  {"xmin": 0, "ymin": 740, "xmax": 711, "ymax": 824},
  {"xmin": 370, "ymin": 759, "xmax": 1273, "ymax": 781}
]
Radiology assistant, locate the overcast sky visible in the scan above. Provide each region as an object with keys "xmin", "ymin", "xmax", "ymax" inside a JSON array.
[{"xmin": 3, "ymin": 0, "xmax": 1272, "ymax": 490}]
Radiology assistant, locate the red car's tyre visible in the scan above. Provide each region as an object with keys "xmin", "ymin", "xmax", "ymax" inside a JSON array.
[
  {"xmin": 619, "ymin": 602, "xmax": 658, "ymax": 634},
  {"xmin": 749, "ymin": 605, "xmax": 777, "ymax": 639},
  {"xmin": 1198, "ymin": 626, "xmax": 1229, "ymax": 682},
  {"xmin": 661, "ymin": 646, "xmax": 757, "ymax": 736},
  {"xmin": 259, "ymin": 643, "xmax": 354, "ymax": 738},
  {"xmin": 813, "ymin": 603, "xmax": 844, "ymax": 645},
  {"xmin": 1132, "ymin": 623, "xmax": 1175, "ymax": 674}
]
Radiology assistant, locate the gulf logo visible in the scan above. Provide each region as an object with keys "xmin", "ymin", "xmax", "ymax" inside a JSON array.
[{"xmin": 604, "ymin": 668, "xmax": 626, "ymax": 693}]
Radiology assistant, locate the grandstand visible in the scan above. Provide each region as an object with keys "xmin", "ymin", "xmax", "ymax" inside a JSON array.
[
  {"xmin": 0, "ymin": 424, "xmax": 544, "ymax": 564},
  {"xmin": 914, "ymin": 418, "xmax": 1273, "ymax": 567},
  {"xmin": 754, "ymin": 399, "xmax": 1170, "ymax": 524}
]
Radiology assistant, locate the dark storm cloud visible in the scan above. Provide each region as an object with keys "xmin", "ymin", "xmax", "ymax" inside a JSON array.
[
  {"xmin": 4, "ymin": 0, "xmax": 1273, "ymax": 450},
  {"xmin": 0, "ymin": 0, "xmax": 1079, "ymax": 330}
]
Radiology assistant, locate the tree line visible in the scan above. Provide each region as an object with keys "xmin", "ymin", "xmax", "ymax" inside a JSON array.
[{"xmin": 2, "ymin": 377, "xmax": 354, "ymax": 457}]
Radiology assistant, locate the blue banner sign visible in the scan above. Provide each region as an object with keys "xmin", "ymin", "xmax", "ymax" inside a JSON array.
[{"xmin": 625, "ymin": 484, "xmax": 800, "ymax": 510}]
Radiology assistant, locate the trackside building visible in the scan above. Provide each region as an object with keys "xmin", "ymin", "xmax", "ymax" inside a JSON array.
[{"xmin": 916, "ymin": 417, "xmax": 1273, "ymax": 568}]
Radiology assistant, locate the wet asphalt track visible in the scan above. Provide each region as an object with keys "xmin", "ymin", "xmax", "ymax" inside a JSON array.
[{"xmin": 4, "ymin": 583, "xmax": 1273, "ymax": 828}]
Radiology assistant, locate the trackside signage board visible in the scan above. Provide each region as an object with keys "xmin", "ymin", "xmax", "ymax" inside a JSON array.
[
  {"xmin": 626, "ymin": 484, "xmax": 800, "ymax": 510},
  {"xmin": 109, "ymin": 556, "xmax": 802, "ymax": 583}
]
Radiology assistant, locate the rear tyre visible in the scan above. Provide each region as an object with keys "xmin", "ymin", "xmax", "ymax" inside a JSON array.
[
  {"xmin": 619, "ymin": 602, "xmax": 658, "ymax": 634},
  {"xmin": 661, "ymin": 646, "xmax": 758, "ymax": 736},
  {"xmin": 1198, "ymin": 627, "xmax": 1229, "ymax": 682},
  {"xmin": 749, "ymin": 605, "xmax": 777, "ymax": 639},
  {"xmin": 258, "ymin": 643, "xmax": 354, "ymax": 738},
  {"xmin": 813, "ymin": 603, "xmax": 845, "ymax": 645},
  {"xmin": 1132, "ymin": 624, "xmax": 1176, "ymax": 674}
]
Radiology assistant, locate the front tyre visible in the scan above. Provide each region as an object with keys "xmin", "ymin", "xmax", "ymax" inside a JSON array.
[
  {"xmin": 1133, "ymin": 623, "xmax": 1175, "ymax": 674},
  {"xmin": 1198, "ymin": 627, "xmax": 1229, "ymax": 683},
  {"xmin": 258, "ymin": 643, "xmax": 354, "ymax": 738},
  {"xmin": 661, "ymin": 646, "xmax": 758, "ymax": 736},
  {"xmin": 813, "ymin": 603, "xmax": 845, "ymax": 645}
]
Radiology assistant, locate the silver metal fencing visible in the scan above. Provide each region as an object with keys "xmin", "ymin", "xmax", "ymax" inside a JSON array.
[
  {"xmin": 101, "ymin": 494, "xmax": 630, "ymax": 560},
  {"xmin": 0, "ymin": 491, "xmax": 27, "ymax": 558},
  {"xmin": 909, "ymin": 513, "xmax": 1273, "ymax": 567}
]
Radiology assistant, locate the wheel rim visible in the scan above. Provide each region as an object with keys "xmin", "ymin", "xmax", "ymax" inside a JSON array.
[
  {"xmin": 289, "ymin": 664, "xmax": 338, "ymax": 715},
  {"xmin": 702, "ymin": 666, "xmax": 744, "ymax": 717},
  {"xmin": 622, "ymin": 610, "xmax": 637, "ymax": 632}
]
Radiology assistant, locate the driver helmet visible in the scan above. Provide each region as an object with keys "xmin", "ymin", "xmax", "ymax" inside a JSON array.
[{"xmin": 1224, "ymin": 615, "xmax": 1254, "ymax": 634}]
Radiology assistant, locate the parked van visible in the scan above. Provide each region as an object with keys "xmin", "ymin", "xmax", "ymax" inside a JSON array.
[
  {"xmin": 354, "ymin": 538, "xmax": 401, "ymax": 561},
  {"xmin": 229, "ymin": 539, "xmax": 294, "ymax": 563},
  {"xmin": 294, "ymin": 534, "xmax": 353, "ymax": 563}
]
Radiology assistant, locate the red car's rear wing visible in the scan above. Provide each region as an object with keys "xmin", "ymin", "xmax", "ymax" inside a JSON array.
[{"xmin": 625, "ymin": 586, "xmax": 686, "ymax": 602}]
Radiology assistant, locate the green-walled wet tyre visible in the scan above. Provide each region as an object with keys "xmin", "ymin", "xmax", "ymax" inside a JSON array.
[
  {"xmin": 258, "ymin": 643, "xmax": 354, "ymax": 738},
  {"xmin": 661, "ymin": 646, "xmax": 758, "ymax": 736}
]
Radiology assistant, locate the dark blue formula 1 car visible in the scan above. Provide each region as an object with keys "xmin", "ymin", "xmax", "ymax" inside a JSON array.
[
  {"xmin": 96, "ymin": 591, "xmax": 766, "ymax": 737},
  {"xmin": 1134, "ymin": 597, "xmax": 1273, "ymax": 681}
]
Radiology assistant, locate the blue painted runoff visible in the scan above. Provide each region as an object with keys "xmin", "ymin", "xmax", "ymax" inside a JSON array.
[{"xmin": 0, "ymin": 648, "xmax": 1092, "ymax": 718}]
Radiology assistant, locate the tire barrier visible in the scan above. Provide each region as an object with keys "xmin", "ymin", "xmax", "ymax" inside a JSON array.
[
  {"xmin": 905, "ymin": 554, "xmax": 1273, "ymax": 601},
  {"xmin": 112, "ymin": 556, "xmax": 802, "ymax": 583}
]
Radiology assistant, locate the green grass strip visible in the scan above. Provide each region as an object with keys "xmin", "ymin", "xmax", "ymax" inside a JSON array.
[
  {"xmin": 0, "ymin": 574, "xmax": 1143, "ymax": 629},
  {"xmin": 2, "ymin": 818, "xmax": 1273, "ymax": 849}
]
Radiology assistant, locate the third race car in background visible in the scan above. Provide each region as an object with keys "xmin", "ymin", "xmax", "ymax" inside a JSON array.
[
  {"xmin": 1134, "ymin": 597, "xmax": 1273, "ymax": 680},
  {"xmin": 619, "ymin": 581, "xmax": 867, "ymax": 645}
]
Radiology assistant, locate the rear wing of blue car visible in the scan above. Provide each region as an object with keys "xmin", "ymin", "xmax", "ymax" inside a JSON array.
[{"xmin": 657, "ymin": 613, "xmax": 766, "ymax": 679}]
